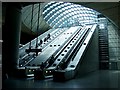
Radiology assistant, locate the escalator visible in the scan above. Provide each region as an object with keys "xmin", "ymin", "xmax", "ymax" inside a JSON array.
[
  {"xmin": 18, "ymin": 24, "xmax": 99, "ymax": 81},
  {"xmin": 53, "ymin": 24, "xmax": 98, "ymax": 81}
]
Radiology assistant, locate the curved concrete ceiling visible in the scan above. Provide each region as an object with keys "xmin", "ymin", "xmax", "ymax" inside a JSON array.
[
  {"xmin": 22, "ymin": 3, "xmax": 51, "ymax": 35},
  {"xmin": 74, "ymin": 2, "xmax": 120, "ymax": 28},
  {"xmin": 21, "ymin": 2, "xmax": 120, "ymax": 35},
  {"xmin": 42, "ymin": 1, "xmax": 98, "ymax": 28}
]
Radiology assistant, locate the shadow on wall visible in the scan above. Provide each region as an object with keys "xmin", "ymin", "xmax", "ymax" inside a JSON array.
[{"xmin": 76, "ymin": 26, "xmax": 99, "ymax": 78}]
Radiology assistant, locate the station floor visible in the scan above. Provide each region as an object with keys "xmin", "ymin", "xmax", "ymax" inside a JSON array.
[{"xmin": 3, "ymin": 70, "xmax": 120, "ymax": 89}]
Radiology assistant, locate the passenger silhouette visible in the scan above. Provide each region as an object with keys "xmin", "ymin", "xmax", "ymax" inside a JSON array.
[
  {"xmin": 49, "ymin": 55, "xmax": 54, "ymax": 65},
  {"xmin": 40, "ymin": 62, "xmax": 45, "ymax": 70}
]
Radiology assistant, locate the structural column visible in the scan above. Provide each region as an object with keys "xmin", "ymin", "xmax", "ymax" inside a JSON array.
[{"xmin": 3, "ymin": 3, "xmax": 22, "ymax": 76}]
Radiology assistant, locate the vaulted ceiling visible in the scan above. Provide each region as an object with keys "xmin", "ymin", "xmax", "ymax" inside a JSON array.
[
  {"xmin": 2, "ymin": 2, "xmax": 119, "ymax": 44},
  {"xmin": 21, "ymin": 2, "xmax": 120, "ymax": 29},
  {"xmin": 3, "ymin": 2, "xmax": 119, "ymax": 31}
]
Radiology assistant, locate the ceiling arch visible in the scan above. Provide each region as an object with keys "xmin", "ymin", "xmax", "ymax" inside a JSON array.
[
  {"xmin": 74, "ymin": 2, "xmax": 120, "ymax": 28},
  {"xmin": 21, "ymin": 2, "xmax": 120, "ymax": 35}
]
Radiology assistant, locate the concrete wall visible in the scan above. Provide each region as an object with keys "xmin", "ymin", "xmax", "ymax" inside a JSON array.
[{"xmin": 108, "ymin": 22, "xmax": 120, "ymax": 70}]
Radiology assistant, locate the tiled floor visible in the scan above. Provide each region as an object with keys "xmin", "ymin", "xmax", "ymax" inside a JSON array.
[{"xmin": 3, "ymin": 70, "xmax": 120, "ymax": 89}]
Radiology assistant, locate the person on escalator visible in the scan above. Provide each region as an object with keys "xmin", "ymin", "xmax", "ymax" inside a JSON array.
[
  {"xmin": 49, "ymin": 55, "xmax": 54, "ymax": 65},
  {"xmin": 40, "ymin": 62, "xmax": 45, "ymax": 70},
  {"xmin": 47, "ymin": 34, "xmax": 50, "ymax": 39},
  {"xmin": 34, "ymin": 62, "xmax": 45, "ymax": 80},
  {"xmin": 39, "ymin": 39, "xmax": 43, "ymax": 45}
]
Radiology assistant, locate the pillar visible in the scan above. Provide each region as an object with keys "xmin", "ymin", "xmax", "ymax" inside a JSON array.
[{"xmin": 3, "ymin": 3, "xmax": 22, "ymax": 76}]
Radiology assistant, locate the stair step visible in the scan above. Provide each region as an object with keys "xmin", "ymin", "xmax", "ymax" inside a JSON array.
[
  {"xmin": 100, "ymin": 57, "xmax": 109, "ymax": 59},
  {"xmin": 99, "ymin": 39, "xmax": 108, "ymax": 40},
  {"xmin": 100, "ymin": 52, "xmax": 108, "ymax": 54},
  {"xmin": 99, "ymin": 46, "xmax": 108, "ymax": 48},
  {"xmin": 99, "ymin": 44, "xmax": 108, "ymax": 46},
  {"xmin": 99, "ymin": 48, "xmax": 109, "ymax": 50},
  {"xmin": 100, "ymin": 60, "xmax": 109, "ymax": 62},
  {"xmin": 99, "ymin": 43, "xmax": 108, "ymax": 45},
  {"xmin": 100, "ymin": 52, "xmax": 109, "ymax": 54}
]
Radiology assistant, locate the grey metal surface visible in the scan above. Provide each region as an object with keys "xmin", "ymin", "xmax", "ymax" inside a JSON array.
[
  {"xmin": 19, "ymin": 27, "xmax": 69, "ymax": 67},
  {"xmin": 53, "ymin": 24, "xmax": 98, "ymax": 81},
  {"xmin": 67, "ymin": 25, "xmax": 97, "ymax": 70},
  {"xmin": 29, "ymin": 26, "xmax": 81, "ymax": 66},
  {"xmin": 19, "ymin": 27, "xmax": 65, "ymax": 57},
  {"xmin": 47, "ymin": 26, "xmax": 87, "ymax": 70},
  {"xmin": 19, "ymin": 24, "xmax": 99, "ymax": 81}
]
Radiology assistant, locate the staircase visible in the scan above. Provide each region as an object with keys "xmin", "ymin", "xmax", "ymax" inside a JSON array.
[{"xmin": 99, "ymin": 26, "xmax": 109, "ymax": 69}]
